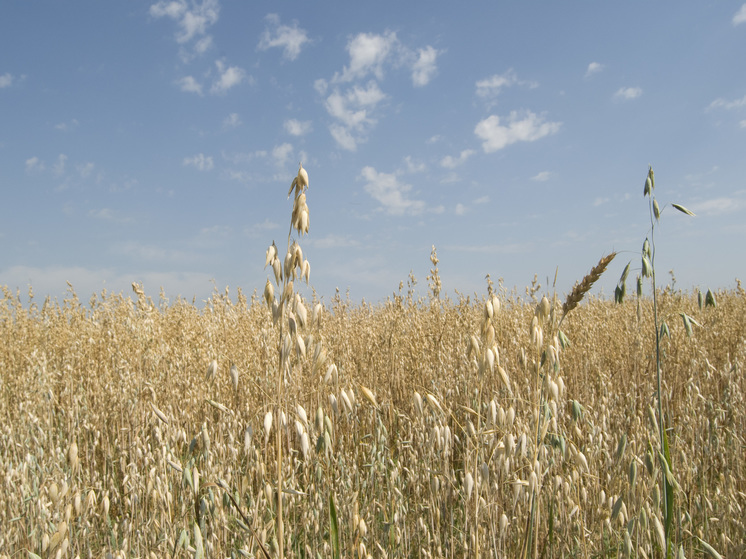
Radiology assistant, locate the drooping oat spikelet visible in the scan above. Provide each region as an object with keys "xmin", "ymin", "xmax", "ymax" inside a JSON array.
[{"xmin": 561, "ymin": 252, "xmax": 617, "ymax": 319}]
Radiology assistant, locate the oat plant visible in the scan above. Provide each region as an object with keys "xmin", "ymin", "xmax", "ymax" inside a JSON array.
[
  {"xmin": 613, "ymin": 165, "xmax": 717, "ymax": 558},
  {"xmin": 262, "ymin": 162, "xmax": 313, "ymax": 559}
]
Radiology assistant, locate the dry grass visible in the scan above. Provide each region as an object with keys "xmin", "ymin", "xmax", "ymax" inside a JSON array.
[{"xmin": 0, "ymin": 280, "xmax": 744, "ymax": 558}]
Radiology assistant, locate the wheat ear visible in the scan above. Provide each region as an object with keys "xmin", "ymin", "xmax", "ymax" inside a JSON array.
[{"xmin": 561, "ymin": 252, "xmax": 617, "ymax": 320}]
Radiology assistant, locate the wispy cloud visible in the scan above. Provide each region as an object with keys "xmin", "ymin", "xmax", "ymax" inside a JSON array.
[
  {"xmin": 0, "ymin": 73, "xmax": 14, "ymax": 88},
  {"xmin": 614, "ymin": 86, "xmax": 642, "ymax": 100},
  {"xmin": 53, "ymin": 154, "xmax": 68, "ymax": 176},
  {"xmin": 271, "ymin": 143, "xmax": 293, "ymax": 167},
  {"xmin": 440, "ymin": 149, "xmax": 475, "ymax": 169},
  {"xmin": 360, "ymin": 166, "xmax": 425, "ymax": 215},
  {"xmin": 210, "ymin": 60, "xmax": 247, "ymax": 94},
  {"xmin": 284, "ymin": 119, "xmax": 312, "ymax": 136},
  {"xmin": 531, "ymin": 171, "xmax": 551, "ymax": 182},
  {"xmin": 308, "ymin": 234, "xmax": 360, "ymax": 249},
  {"xmin": 691, "ymin": 196, "xmax": 744, "ymax": 216},
  {"xmin": 733, "ymin": 4, "xmax": 746, "ymax": 25},
  {"xmin": 476, "ymin": 69, "xmax": 537, "ymax": 105},
  {"xmin": 474, "ymin": 111, "xmax": 561, "ymax": 153},
  {"xmin": 324, "ymin": 81, "xmax": 386, "ymax": 150},
  {"xmin": 476, "ymin": 69, "xmax": 517, "ymax": 98},
  {"xmin": 149, "ymin": 0, "xmax": 219, "ymax": 48},
  {"xmin": 411, "ymin": 46, "xmax": 440, "ymax": 86},
  {"xmin": 707, "ymin": 94, "xmax": 746, "ymax": 111},
  {"xmin": 55, "ymin": 119, "xmax": 79, "ymax": 131},
  {"xmin": 223, "ymin": 113, "xmax": 241, "ymax": 128},
  {"xmin": 257, "ymin": 14, "xmax": 310, "ymax": 61},
  {"xmin": 402, "ymin": 156, "xmax": 425, "ymax": 174},
  {"xmin": 77, "ymin": 162, "xmax": 94, "ymax": 178},
  {"xmin": 585, "ymin": 62, "xmax": 604, "ymax": 77},
  {"xmin": 183, "ymin": 153, "xmax": 214, "ymax": 171},
  {"xmin": 178, "ymin": 75, "xmax": 203, "ymax": 95},
  {"xmin": 25, "ymin": 156, "xmax": 45, "ymax": 173},
  {"xmin": 88, "ymin": 208, "xmax": 131, "ymax": 223},
  {"xmin": 335, "ymin": 31, "xmax": 398, "ymax": 82}
]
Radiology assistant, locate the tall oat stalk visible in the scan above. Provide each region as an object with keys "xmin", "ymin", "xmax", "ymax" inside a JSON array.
[
  {"xmin": 615, "ymin": 165, "xmax": 701, "ymax": 558},
  {"xmin": 263, "ymin": 162, "xmax": 312, "ymax": 559}
]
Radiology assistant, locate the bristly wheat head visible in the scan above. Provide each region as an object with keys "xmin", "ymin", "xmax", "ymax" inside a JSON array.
[{"xmin": 561, "ymin": 252, "xmax": 617, "ymax": 319}]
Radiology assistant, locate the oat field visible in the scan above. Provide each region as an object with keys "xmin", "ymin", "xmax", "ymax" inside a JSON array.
[{"xmin": 1, "ymin": 275, "xmax": 744, "ymax": 558}]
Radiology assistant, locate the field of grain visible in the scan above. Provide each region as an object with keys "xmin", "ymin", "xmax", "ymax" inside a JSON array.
[{"xmin": 1, "ymin": 275, "xmax": 744, "ymax": 558}]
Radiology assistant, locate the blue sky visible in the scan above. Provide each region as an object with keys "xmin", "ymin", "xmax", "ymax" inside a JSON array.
[{"xmin": 2, "ymin": 2, "xmax": 745, "ymax": 305}]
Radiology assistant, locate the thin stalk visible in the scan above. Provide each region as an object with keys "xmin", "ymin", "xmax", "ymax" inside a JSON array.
[
  {"xmin": 275, "ymin": 224, "xmax": 293, "ymax": 559},
  {"xmin": 648, "ymin": 194, "xmax": 668, "ymax": 554}
]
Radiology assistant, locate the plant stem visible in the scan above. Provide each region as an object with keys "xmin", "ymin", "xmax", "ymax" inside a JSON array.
[{"xmin": 649, "ymin": 194, "xmax": 668, "ymax": 553}]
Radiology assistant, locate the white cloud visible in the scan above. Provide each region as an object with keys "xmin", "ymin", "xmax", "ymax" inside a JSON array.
[
  {"xmin": 426, "ymin": 135, "xmax": 442, "ymax": 144},
  {"xmin": 178, "ymin": 75, "xmax": 203, "ymax": 95},
  {"xmin": 336, "ymin": 31, "xmax": 398, "ymax": 82},
  {"xmin": 329, "ymin": 124, "xmax": 358, "ymax": 151},
  {"xmin": 475, "ymin": 111, "xmax": 561, "ymax": 153},
  {"xmin": 411, "ymin": 46, "xmax": 440, "ymax": 86},
  {"xmin": 455, "ymin": 203, "xmax": 467, "ymax": 216},
  {"xmin": 733, "ymin": 4, "xmax": 746, "ymax": 25},
  {"xmin": 313, "ymin": 78, "xmax": 328, "ymax": 96},
  {"xmin": 707, "ymin": 95, "xmax": 746, "ymax": 111},
  {"xmin": 183, "ymin": 153, "xmax": 214, "ymax": 171},
  {"xmin": 272, "ymin": 143, "xmax": 293, "ymax": 166},
  {"xmin": 531, "ymin": 171, "xmax": 551, "ymax": 182},
  {"xmin": 585, "ymin": 62, "xmax": 604, "ymax": 77},
  {"xmin": 0, "ymin": 73, "xmax": 14, "ymax": 88},
  {"xmin": 149, "ymin": 0, "xmax": 219, "ymax": 45},
  {"xmin": 54, "ymin": 119, "xmax": 79, "ymax": 131},
  {"xmin": 25, "ymin": 156, "xmax": 44, "ymax": 173},
  {"xmin": 402, "ymin": 156, "xmax": 425, "ymax": 173},
  {"xmin": 194, "ymin": 36, "xmax": 213, "ymax": 54},
  {"xmin": 360, "ymin": 166, "xmax": 425, "ymax": 216},
  {"xmin": 257, "ymin": 14, "xmax": 310, "ymax": 61},
  {"xmin": 308, "ymin": 234, "xmax": 360, "ymax": 249},
  {"xmin": 324, "ymin": 81, "xmax": 386, "ymax": 150},
  {"xmin": 593, "ymin": 197, "xmax": 609, "ymax": 206},
  {"xmin": 53, "ymin": 154, "xmax": 68, "ymax": 176},
  {"xmin": 284, "ymin": 119, "xmax": 312, "ymax": 136},
  {"xmin": 77, "ymin": 162, "xmax": 95, "ymax": 178},
  {"xmin": 691, "ymin": 197, "xmax": 744, "ymax": 215},
  {"xmin": 210, "ymin": 61, "xmax": 247, "ymax": 94},
  {"xmin": 614, "ymin": 87, "xmax": 642, "ymax": 100},
  {"xmin": 440, "ymin": 149, "xmax": 475, "ymax": 169},
  {"xmin": 740, "ymin": 120, "xmax": 746, "ymax": 128},
  {"xmin": 223, "ymin": 113, "xmax": 241, "ymax": 128},
  {"xmin": 476, "ymin": 70, "xmax": 519, "ymax": 98}
]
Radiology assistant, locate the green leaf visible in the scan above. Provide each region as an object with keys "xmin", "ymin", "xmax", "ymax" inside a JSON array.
[
  {"xmin": 659, "ymin": 320, "xmax": 670, "ymax": 339},
  {"xmin": 637, "ymin": 275, "xmax": 643, "ymax": 297},
  {"xmin": 611, "ymin": 495, "xmax": 624, "ymax": 522},
  {"xmin": 680, "ymin": 313, "xmax": 693, "ymax": 337},
  {"xmin": 671, "ymin": 203, "xmax": 695, "ymax": 217},
  {"xmin": 662, "ymin": 432, "xmax": 674, "ymax": 551},
  {"xmin": 329, "ymin": 493, "xmax": 340, "ymax": 559},
  {"xmin": 615, "ymin": 433, "xmax": 627, "ymax": 464},
  {"xmin": 698, "ymin": 290, "xmax": 704, "ymax": 310},
  {"xmin": 615, "ymin": 284, "xmax": 625, "ymax": 304},
  {"xmin": 698, "ymin": 538, "xmax": 723, "ymax": 559},
  {"xmin": 557, "ymin": 329, "xmax": 571, "ymax": 349},
  {"xmin": 619, "ymin": 261, "xmax": 631, "ymax": 284}
]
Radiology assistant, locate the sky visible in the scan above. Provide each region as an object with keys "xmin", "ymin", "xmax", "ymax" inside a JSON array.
[{"xmin": 1, "ymin": 2, "xmax": 745, "ymax": 306}]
